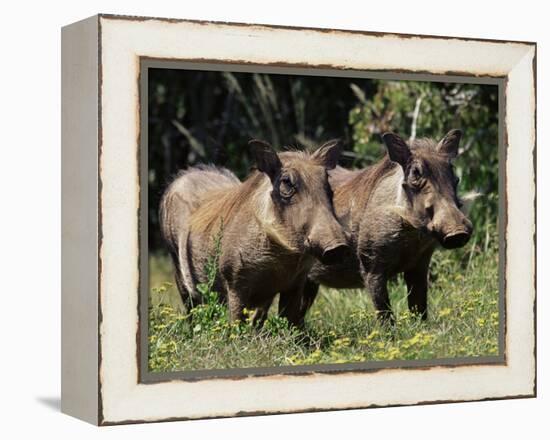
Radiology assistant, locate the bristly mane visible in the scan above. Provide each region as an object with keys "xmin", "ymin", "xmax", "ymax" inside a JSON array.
[
  {"xmin": 189, "ymin": 170, "xmax": 267, "ymax": 234},
  {"xmin": 409, "ymin": 138, "xmax": 438, "ymax": 150},
  {"xmin": 335, "ymin": 154, "xmax": 397, "ymax": 211}
]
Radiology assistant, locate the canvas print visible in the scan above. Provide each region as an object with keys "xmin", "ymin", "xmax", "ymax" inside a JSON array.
[{"xmin": 146, "ymin": 68, "xmax": 500, "ymax": 374}]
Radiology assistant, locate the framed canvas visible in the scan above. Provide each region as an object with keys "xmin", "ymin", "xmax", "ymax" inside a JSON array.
[{"xmin": 61, "ymin": 14, "xmax": 536, "ymax": 425}]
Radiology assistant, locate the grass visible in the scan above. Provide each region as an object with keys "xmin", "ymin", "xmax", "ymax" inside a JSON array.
[{"xmin": 148, "ymin": 226, "xmax": 500, "ymax": 373}]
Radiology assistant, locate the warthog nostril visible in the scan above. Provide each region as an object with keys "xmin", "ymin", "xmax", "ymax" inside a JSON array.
[
  {"xmin": 320, "ymin": 244, "xmax": 349, "ymax": 265},
  {"xmin": 442, "ymin": 231, "xmax": 471, "ymax": 249}
]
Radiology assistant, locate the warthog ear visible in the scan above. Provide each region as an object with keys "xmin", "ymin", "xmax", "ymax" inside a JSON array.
[
  {"xmin": 249, "ymin": 139, "xmax": 282, "ymax": 182},
  {"xmin": 382, "ymin": 132, "xmax": 410, "ymax": 167},
  {"xmin": 437, "ymin": 129, "xmax": 462, "ymax": 159},
  {"xmin": 311, "ymin": 139, "xmax": 342, "ymax": 170}
]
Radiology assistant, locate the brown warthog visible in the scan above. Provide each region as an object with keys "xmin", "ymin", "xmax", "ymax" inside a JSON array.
[
  {"xmin": 298, "ymin": 129, "xmax": 474, "ymax": 323},
  {"xmin": 160, "ymin": 139, "xmax": 349, "ymax": 327}
]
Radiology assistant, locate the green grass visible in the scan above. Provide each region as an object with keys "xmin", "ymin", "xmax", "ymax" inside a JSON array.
[{"xmin": 148, "ymin": 227, "xmax": 500, "ymax": 372}]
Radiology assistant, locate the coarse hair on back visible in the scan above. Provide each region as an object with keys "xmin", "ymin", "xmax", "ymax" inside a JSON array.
[
  {"xmin": 189, "ymin": 170, "xmax": 267, "ymax": 234},
  {"xmin": 410, "ymin": 137, "xmax": 438, "ymax": 151},
  {"xmin": 335, "ymin": 154, "xmax": 397, "ymax": 209},
  {"xmin": 175, "ymin": 163, "xmax": 240, "ymax": 181}
]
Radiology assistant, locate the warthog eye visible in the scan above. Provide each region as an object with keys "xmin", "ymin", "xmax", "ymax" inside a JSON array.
[{"xmin": 279, "ymin": 176, "xmax": 296, "ymax": 199}]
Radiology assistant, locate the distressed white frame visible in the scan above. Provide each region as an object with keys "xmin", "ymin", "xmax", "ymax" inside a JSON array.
[{"xmin": 61, "ymin": 14, "xmax": 536, "ymax": 425}]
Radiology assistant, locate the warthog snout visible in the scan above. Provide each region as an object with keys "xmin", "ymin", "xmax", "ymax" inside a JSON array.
[
  {"xmin": 440, "ymin": 215, "xmax": 473, "ymax": 249},
  {"xmin": 431, "ymin": 202, "xmax": 473, "ymax": 250},
  {"xmin": 320, "ymin": 243, "xmax": 350, "ymax": 265},
  {"xmin": 442, "ymin": 230, "xmax": 471, "ymax": 249},
  {"xmin": 308, "ymin": 240, "xmax": 350, "ymax": 265},
  {"xmin": 306, "ymin": 202, "xmax": 349, "ymax": 265}
]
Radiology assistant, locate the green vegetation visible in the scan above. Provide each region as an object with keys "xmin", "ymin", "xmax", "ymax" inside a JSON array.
[
  {"xmin": 147, "ymin": 70, "xmax": 500, "ymax": 373},
  {"xmin": 148, "ymin": 224, "xmax": 499, "ymax": 372}
]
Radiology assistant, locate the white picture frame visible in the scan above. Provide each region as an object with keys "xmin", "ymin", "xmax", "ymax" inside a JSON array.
[{"xmin": 61, "ymin": 14, "xmax": 536, "ymax": 425}]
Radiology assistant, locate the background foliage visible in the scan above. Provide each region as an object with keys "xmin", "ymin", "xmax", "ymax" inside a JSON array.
[{"xmin": 148, "ymin": 69, "xmax": 499, "ymax": 250}]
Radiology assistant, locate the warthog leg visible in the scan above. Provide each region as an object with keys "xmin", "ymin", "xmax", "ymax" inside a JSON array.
[
  {"xmin": 361, "ymin": 270, "xmax": 394, "ymax": 324},
  {"xmin": 301, "ymin": 279, "xmax": 320, "ymax": 319},
  {"xmin": 279, "ymin": 280, "xmax": 309, "ymax": 329},
  {"xmin": 226, "ymin": 288, "xmax": 245, "ymax": 322},
  {"xmin": 404, "ymin": 260, "xmax": 430, "ymax": 320}
]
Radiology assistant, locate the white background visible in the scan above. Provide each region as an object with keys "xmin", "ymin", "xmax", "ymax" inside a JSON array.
[{"xmin": 0, "ymin": 0, "xmax": 546, "ymax": 438}]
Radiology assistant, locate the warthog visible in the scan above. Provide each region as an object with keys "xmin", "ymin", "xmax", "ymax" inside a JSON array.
[
  {"xmin": 160, "ymin": 140, "xmax": 349, "ymax": 326},
  {"xmin": 298, "ymin": 129, "xmax": 473, "ymax": 323}
]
